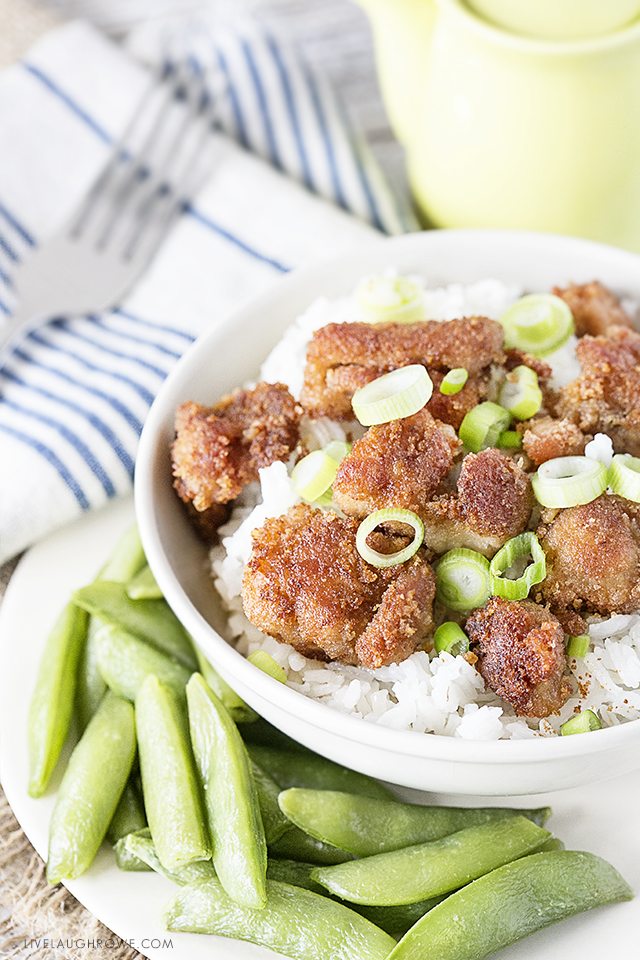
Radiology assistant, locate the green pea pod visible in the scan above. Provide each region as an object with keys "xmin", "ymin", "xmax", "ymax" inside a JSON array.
[
  {"xmin": 74, "ymin": 581, "xmax": 196, "ymax": 669},
  {"xmin": 98, "ymin": 524, "xmax": 147, "ymax": 582},
  {"xmin": 240, "ymin": 718, "xmax": 309, "ymax": 752},
  {"xmin": 115, "ymin": 828, "xmax": 215, "ymax": 884},
  {"xmin": 47, "ymin": 692, "xmax": 136, "ymax": 884},
  {"xmin": 136, "ymin": 675, "xmax": 210, "ymax": 873},
  {"xmin": 28, "ymin": 602, "xmax": 89, "ymax": 797},
  {"xmin": 114, "ymin": 825, "xmax": 153, "ymax": 873},
  {"xmin": 250, "ymin": 760, "xmax": 291, "ymax": 844},
  {"xmin": 269, "ymin": 826, "xmax": 354, "ymax": 865},
  {"xmin": 186, "ymin": 673, "xmax": 267, "ymax": 909},
  {"xmin": 388, "ymin": 850, "xmax": 632, "ymax": 960},
  {"xmin": 195, "ymin": 649, "xmax": 257, "ymax": 723},
  {"xmin": 126, "ymin": 564, "xmax": 163, "ymax": 600},
  {"xmin": 165, "ymin": 878, "xmax": 396, "ymax": 960},
  {"xmin": 279, "ymin": 788, "xmax": 552, "ymax": 856},
  {"xmin": 107, "ymin": 779, "xmax": 146, "ymax": 844},
  {"xmin": 95, "ymin": 624, "xmax": 191, "ymax": 702},
  {"xmin": 246, "ymin": 744, "xmax": 391, "ymax": 800},
  {"xmin": 312, "ymin": 816, "xmax": 550, "ymax": 905},
  {"xmin": 266, "ymin": 858, "xmax": 328, "ymax": 894}
]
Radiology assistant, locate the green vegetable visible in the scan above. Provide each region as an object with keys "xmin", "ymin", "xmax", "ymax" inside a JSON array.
[
  {"xmin": 498, "ymin": 365, "xmax": 543, "ymax": 420},
  {"xmin": 567, "ymin": 634, "xmax": 590, "ymax": 658},
  {"xmin": 107, "ymin": 779, "xmax": 146, "ymax": 844},
  {"xmin": 291, "ymin": 450, "xmax": 340, "ymax": 503},
  {"xmin": 248, "ymin": 650, "xmax": 287, "ymax": 684},
  {"xmin": 28, "ymin": 602, "xmax": 89, "ymax": 797},
  {"xmin": 351, "ymin": 365, "xmax": 433, "ymax": 426},
  {"xmin": 165, "ymin": 878, "xmax": 396, "ymax": 960},
  {"xmin": 312, "ymin": 816, "xmax": 550, "ymax": 905},
  {"xmin": 561, "ymin": 709, "xmax": 602, "ymax": 736},
  {"xmin": 356, "ymin": 273, "xmax": 425, "ymax": 325},
  {"xmin": 136, "ymin": 675, "xmax": 210, "ymax": 873},
  {"xmin": 439, "ymin": 368, "xmax": 468, "ymax": 396},
  {"xmin": 240, "ymin": 718, "xmax": 309, "ymax": 753},
  {"xmin": 324, "ymin": 440, "xmax": 352, "ymax": 464},
  {"xmin": 95, "ymin": 623, "xmax": 191, "ymax": 702},
  {"xmin": 499, "ymin": 293, "xmax": 574, "ymax": 356},
  {"xmin": 356, "ymin": 509, "xmax": 424, "ymax": 568},
  {"xmin": 278, "ymin": 789, "xmax": 550, "ymax": 857},
  {"xmin": 251, "ymin": 760, "xmax": 292, "ymax": 844},
  {"xmin": 195, "ymin": 648, "xmax": 257, "ymax": 723},
  {"xmin": 459, "ymin": 401, "xmax": 511, "ymax": 453},
  {"xmin": 356, "ymin": 898, "xmax": 445, "ymax": 940},
  {"xmin": 76, "ymin": 623, "xmax": 107, "ymax": 730},
  {"xmin": 98, "ymin": 524, "xmax": 146, "ymax": 582},
  {"xmin": 115, "ymin": 828, "xmax": 215, "ymax": 884},
  {"xmin": 266, "ymin": 858, "xmax": 328, "ymax": 894},
  {"xmin": 246, "ymin": 744, "xmax": 391, "ymax": 800},
  {"xmin": 126, "ymin": 564, "xmax": 163, "ymax": 600},
  {"xmin": 187, "ymin": 674, "xmax": 267, "ymax": 909},
  {"xmin": 498, "ymin": 429, "xmax": 523, "ymax": 450},
  {"xmin": 47, "ymin": 692, "xmax": 136, "ymax": 883},
  {"xmin": 387, "ymin": 851, "xmax": 631, "ymax": 960},
  {"xmin": 531, "ymin": 455, "xmax": 608, "ymax": 508},
  {"xmin": 74, "ymin": 581, "xmax": 196, "ymax": 669},
  {"xmin": 436, "ymin": 548, "xmax": 491, "ymax": 612},
  {"xmin": 608, "ymin": 453, "xmax": 640, "ymax": 503},
  {"xmin": 269, "ymin": 828, "xmax": 354, "ymax": 865},
  {"xmin": 433, "ymin": 622, "xmax": 469, "ymax": 657},
  {"xmin": 489, "ymin": 532, "xmax": 546, "ymax": 601}
]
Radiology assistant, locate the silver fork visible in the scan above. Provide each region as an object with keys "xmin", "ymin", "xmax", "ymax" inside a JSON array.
[{"xmin": 0, "ymin": 54, "xmax": 219, "ymax": 367}]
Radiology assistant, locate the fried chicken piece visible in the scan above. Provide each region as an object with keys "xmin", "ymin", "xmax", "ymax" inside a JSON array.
[
  {"xmin": 421, "ymin": 449, "xmax": 533, "ymax": 557},
  {"xmin": 183, "ymin": 501, "xmax": 231, "ymax": 543},
  {"xmin": 172, "ymin": 382, "xmax": 299, "ymax": 521},
  {"xmin": 555, "ymin": 327, "xmax": 640, "ymax": 455},
  {"xmin": 466, "ymin": 597, "xmax": 570, "ymax": 718},
  {"xmin": 301, "ymin": 317, "xmax": 505, "ymax": 420},
  {"xmin": 553, "ymin": 280, "xmax": 632, "ymax": 337},
  {"xmin": 242, "ymin": 504, "xmax": 435, "ymax": 669},
  {"xmin": 519, "ymin": 416, "xmax": 587, "ymax": 467},
  {"xmin": 333, "ymin": 409, "xmax": 460, "ymax": 519},
  {"xmin": 539, "ymin": 495, "xmax": 640, "ymax": 615},
  {"xmin": 426, "ymin": 371, "xmax": 485, "ymax": 430}
]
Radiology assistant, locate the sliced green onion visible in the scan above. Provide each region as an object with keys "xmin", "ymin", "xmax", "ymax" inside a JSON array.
[
  {"xmin": 489, "ymin": 533, "xmax": 546, "ymax": 601},
  {"xmin": 498, "ymin": 430, "xmax": 523, "ymax": 450},
  {"xmin": 434, "ymin": 622, "xmax": 469, "ymax": 657},
  {"xmin": 531, "ymin": 456, "xmax": 608, "ymax": 508},
  {"xmin": 248, "ymin": 650, "xmax": 287, "ymax": 683},
  {"xmin": 499, "ymin": 294, "xmax": 574, "ymax": 356},
  {"xmin": 291, "ymin": 450, "xmax": 339, "ymax": 503},
  {"xmin": 324, "ymin": 440, "xmax": 352, "ymax": 465},
  {"xmin": 608, "ymin": 453, "xmax": 640, "ymax": 503},
  {"xmin": 561, "ymin": 710, "xmax": 602, "ymax": 736},
  {"xmin": 458, "ymin": 402, "xmax": 511, "ymax": 453},
  {"xmin": 436, "ymin": 549, "xmax": 491, "ymax": 612},
  {"xmin": 351, "ymin": 365, "xmax": 433, "ymax": 427},
  {"xmin": 440, "ymin": 368, "xmax": 468, "ymax": 396},
  {"xmin": 567, "ymin": 635, "xmax": 590, "ymax": 658},
  {"xmin": 356, "ymin": 273, "xmax": 425, "ymax": 324},
  {"xmin": 356, "ymin": 509, "xmax": 424, "ymax": 569},
  {"xmin": 498, "ymin": 366, "xmax": 543, "ymax": 421}
]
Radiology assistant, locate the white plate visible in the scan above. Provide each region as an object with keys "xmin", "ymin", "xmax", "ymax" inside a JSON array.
[{"xmin": 0, "ymin": 496, "xmax": 638, "ymax": 958}]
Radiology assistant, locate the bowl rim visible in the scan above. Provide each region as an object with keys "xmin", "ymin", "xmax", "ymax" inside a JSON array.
[{"xmin": 135, "ymin": 227, "xmax": 640, "ymax": 764}]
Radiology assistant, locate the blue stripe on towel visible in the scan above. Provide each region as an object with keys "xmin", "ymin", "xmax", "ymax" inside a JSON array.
[
  {"xmin": 300, "ymin": 62, "xmax": 348, "ymax": 213},
  {"xmin": 0, "ymin": 235, "xmax": 19, "ymax": 263},
  {"xmin": 214, "ymin": 43, "xmax": 249, "ymax": 149},
  {"xmin": 22, "ymin": 62, "xmax": 112, "ymax": 144},
  {"xmin": 88, "ymin": 315, "xmax": 182, "ymax": 360},
  {"xmin": 49, "ymin": 320, "xmax": 170, "ymax": 379},
  {"xmin": 0, "ymin": 421, "xmax": 90, "ymax": 509},
  {"xmin": 0, "ymin": 298, "xmax": 10, "ymax": 316},
  {"xmin": 185, "ymin": 205, "xmax": 290, "ymax": 273},
  {"xmin": 241, "ymin": 38, "xmax": 282, "ymax": 169},
  {"xmin": 265, "ymin": 34, "xmax": 313, "ymax": 191},
  {"xmin": 0, "ymin": 201, "xmax": 36, "ymax": 247},
  {"xmin": 113, "ymin": 307, "xmax": 196, "ymax": 344}
]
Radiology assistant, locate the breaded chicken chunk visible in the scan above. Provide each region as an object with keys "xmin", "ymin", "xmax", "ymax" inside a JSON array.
[
  {"xmin": 555, "ymin": 327, "xmax": 640, "ymax": 455},
  {"xmin": 421, "ymin": 449, "xmax": 533, "ymax": 557},
  {"xmin": 172, "ymin": 382, "xmax": 299, "ymax": 522},
  {"xmin": 539, "ymin": 495, "xmax": 640, "ymax": 615},
  {"xmin": 520, "ymin": 416, "xmax": 587, "ymax": 467},
  {"xmin": 242, "ymin": 504, "xmax": 435, "ymax": 669},
  {"xmin": 553, "ymin": 280, "xmax": 632, "ymax": 337},
  {"xmin": 466, "ymin": 598, "xmax": 570, "ymax": 718},
  {"xmin": 301, "ymin": 317, "xmax": 505, "ymax": 421},
  {"xmin": 333, "ymin": 409, "xmax": 460, "ymax": 519}
]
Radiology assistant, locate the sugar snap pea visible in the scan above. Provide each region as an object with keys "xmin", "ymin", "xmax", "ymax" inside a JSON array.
[
  {"xmin": 187, "ymin": 673, "xmax": 267, "ymax": 909},
  {"xmin": 279, "ymin": 788, "xmax": 551, "ymax": 856},
  {"xmin": 116, "ymin": 828, "xmax": 215, "ymax": 884},
  {"xmin": 250, "ymin": 760, "xmax": 291, "ymax": 844},
  {"xmin": 114, "ymin": 824, "xmax": 153, "ymax": 873},
  {"xmin": 387, "ymin": 850, "xmax": 632, "ymax": 960},
  {"xmin": 240, "ymin": 717, "xmax": 309, "ymax": 752},
  {"xmin": 269, "ymin": 826, "xmax": 354, "ymax": 865},
  {"xmin": 246, "ymin": 744, "xmax": 391, "ymax": 800},
  {"xmin": 47, "ymin": 692, "xmax": 136, "ymax": 883},
  {"xmin": 136, "ymin": 675, "xmax": 210, "ymax": 872},
  {"xmin": 266, "ymin": 858, "xmax": 328, "ymax": 894},
  {"xmin": 95, "ymin": 624, "xmax": 191, "ymax": 702},
  {"xmin": 107, "ymin": 779, "xmax": 146, "ymax": 844},
  {"xmin": 165, "ymin": 878, "xmax": 396, "ymax": 960},
  {"xmin": 126, "ymin": 564, "xmax": 163, "ymax": 600},
  {"xmin": 28, "ymin": 602, "xmax": 89, "ymax": 797},
  {"xmin": 74, "ymin": 581, "xmax": 196, "ymax": 669},
  {"xmin": 98, "ymin": 524, "xmax": 146, "ymax": 582},
  {"xmin": 312, "ymin": 816, "xmax": 550, "ymax": 905},
  {"xmin": 195, "ymin": 649, "xmax": 257, "ymax": 723}
]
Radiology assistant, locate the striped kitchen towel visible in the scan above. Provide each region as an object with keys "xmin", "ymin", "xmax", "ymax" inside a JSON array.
[{"xmin": 0, "ymin": 18, "xmax": 416, "ymax": 563}]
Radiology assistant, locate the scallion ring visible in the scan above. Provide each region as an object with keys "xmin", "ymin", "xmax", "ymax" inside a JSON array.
[
  {"xmin": 324, "ymin": 440, "xmax": 352, "ymax": 465},
  {"xmin": 356, "ymin": 509, "xmax": 424, "ymax": 569},
  {"xmin": 489, "ymin": 532, "xmax": 546, "ymax": 601},
  {"xmin": 351, "ymin": 365, "xmax": 433, "ymax": 426},
  {"xmin": 498, "ymin": 430, "xmax": 523, "ymax": 450},
  {"xmin": 567, "ymin": 635, "xmax": 590, "ymax": 659},
  {"xmin": 356, "ymin": 273, "xmax": 425, "ymax": 324},
  {"xmin": 498, "ymin": 365, "xmax": 543, "ymax": 421},
  {"xmin": 531, "ymin": 456, "xmax": 608, "ymax": 508},
  {"xmin": 499, "ymin": 294, "xmax": 574, "ymax": 356},
  {"xmin": 291, "ymin": 450, "xmax": 339, "ymax": 503},
  {"xmin": 247, "ymin": 650, "xmax": 288, "ymax": 683},
  {"xmin": 436, "ymin": 548, "xmax": 491, "ymax": 612},
  {"xmin": 434, "ymin": 621, "xmax": 469, "ymax": 657},
  {"xmin": 608, "ymin": 453, "xmax": 640, "ymax": 503},
  {"xmin": 560, "ymin": 710, "xmax": 602, "ymax": 736},
  {"xmin": 440, "ymin": 368, "xmax": 468, "ymax": 396},
  {"xmin": 458, "ymin": 402, "xmax": 511, "ymax": 453}
]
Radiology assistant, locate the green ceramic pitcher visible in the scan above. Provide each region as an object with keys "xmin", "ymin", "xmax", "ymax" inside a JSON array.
[{"xmin": 357, "ymin": 0, "xmax": 640, "ymax": 250}]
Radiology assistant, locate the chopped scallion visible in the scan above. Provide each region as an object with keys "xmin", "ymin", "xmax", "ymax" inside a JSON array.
[
  {"xmin": 498, "ymin": 365, "xmax": 543, "ymax": 421},
  {"xmin": 248, "ymin": 651, "xmax": 287, "ymax": 683},
  {"xmin": 489, "ymin": 533, "xmax": 546, "ymax": 601},
  {"xmin": 356, "ymin": 273, "xmax": 425, "ymax": 324},
  {"xmin": 567, "ymin": 635, "xmax": 590, "ymax": 658},
  {"xmin": 499, "ymin": 294, "xmax": 574, "ymax": 356},
  {"xmin": 436, "ymin": 548, "xmax": 491, "ymax": 612},
  {"xmin": 356, "ymin": 509, "xmax": 424, "ymax": 569},
  {"xmin": 531, "ymin": 456, "xmax": 608, "ymax": 508},
  {"xmin": 291, "ymin": 450, "xmax": 339, "ymax": 503},
  {"xmin": 434, "ymin": 621, "xmax": 469, "ymax": 657},
  {"xmin": 351, "ymin": 365, "xmax": 433, "ymax": 427},
  {"xmin": 459, "ymin": 402, "xmax": 511, "ymax": 453},
  {"xmin": 440, "ymin": 368, "xmax": 468, "ymax": 396},
  {"xmin": 560, "ymin": 710, "xmax": 602, "ymax": 736},
  {"xmin": 608, "ymin": 453, "xmax": 640, "ymax": 503},
  {"xmin": 498, "ymin": 430, "xmax": 523, "ymax": 450},
  {"xmin": 324, "ymin": 440, "xmax": 352, "ymax": 465}
]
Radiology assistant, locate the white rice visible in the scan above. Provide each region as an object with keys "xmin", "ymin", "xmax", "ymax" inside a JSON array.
[{"xmin": 210, "ymin": 274, "xmax": 640, "ymax": 740}]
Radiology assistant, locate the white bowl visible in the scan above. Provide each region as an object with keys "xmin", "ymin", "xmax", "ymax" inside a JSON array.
[{"xmin": 135, "ymin": 229, "xmax": 640, "ymax": 796}]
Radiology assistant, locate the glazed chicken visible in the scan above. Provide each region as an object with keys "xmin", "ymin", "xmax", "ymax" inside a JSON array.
[
  {"xmin": 553, "ymin": 280, "xmax": 632, "ymax": 338},
  {"xmin": 466, "ymin": 598, "xmax": 570, "ymax": 718},
  {"xmin": 519, "ymin": 416, "xmax": 587, "ymax": 467},
  {"xmin": 333, "ymin": 409, "xmax": 460, "ymax": 519},
  {"xmin": 300, "ymin": 316, "xmax": 505, "ymax": 424},
  {"xmin": 241, "ymin": 504, "xmax": 435, "ymax": 669},
  {"xmin": 172, "ymin": 382, "xmax": 300, "ymax": 536},
  {"xmin": 539, "ymin": 495, "xmax": 640, "ymax": 615},
  {"xmin": 420, "ymin": 449, "xmax": 533, "ymax": 557}
]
